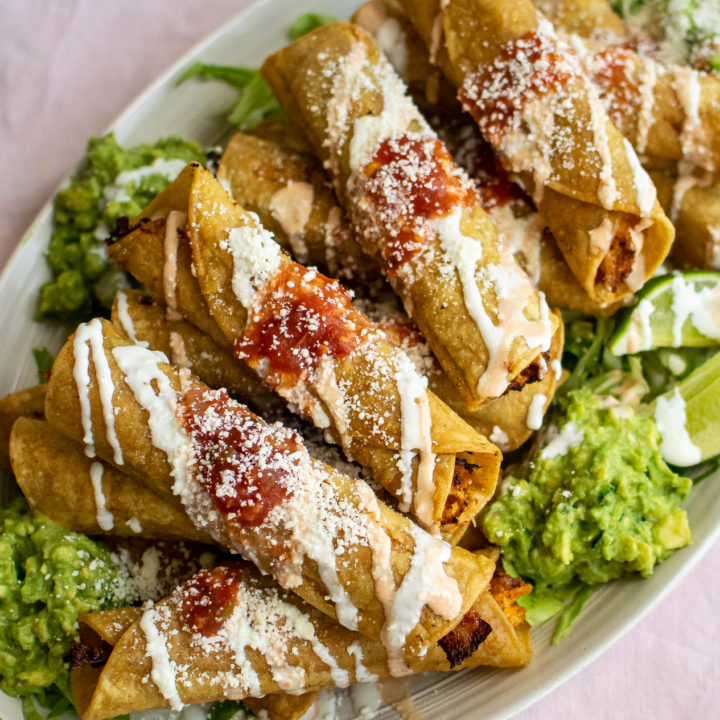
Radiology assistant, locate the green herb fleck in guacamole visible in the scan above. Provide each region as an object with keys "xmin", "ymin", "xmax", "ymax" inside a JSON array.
[
  {"xmin": 611, "ymin": 0, "xmax": 720, "ymax": 70},
  {"xmin": 0, "ymin": 498, "xmax": 133, "ymax": 704},
  {"xmin": 37, "ymin": 133, "xmax": 207, "ymax": 325},
  {"xmin": 482, "ymin": 389, "xmax": 692, "ymax": 642}
]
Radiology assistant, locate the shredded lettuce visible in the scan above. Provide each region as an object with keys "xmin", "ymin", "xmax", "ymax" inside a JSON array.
[
  {"xmin": 560, "ymin": 310, "xmax": 718, "ymax": 405},
  {"xmin": 288, "ymin": 13, "xmax": 337, "ymax": 39},
  {"xmin": 31, "ymin": 348, "xmax": 54, "ymax": 384},
  {"xmin": 178, "ymin": 63, "xmax": 282, "ymax": 130}
]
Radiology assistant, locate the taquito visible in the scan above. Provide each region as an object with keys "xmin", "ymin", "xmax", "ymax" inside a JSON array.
[
  {"xmin": 651, "ymin": 170, "xmax": 720, "ymax": 270},
  {"xmin": 116, "ymin": 283, "xmax": 559, "ymax": 455},
  {"xmin": 370, "ymin": 303, "xmax": 566, "ymax": 452},
  {"xmin": 261, "ymin": 22, "xmax": 558, "ymax": 407},
  {"xmin": 352, "ymin": 0, "xmax": 622, "ymax": 317},
  {"xmin": 0, "ymin": 384, "xmax": 46, "ymax": 468},
  {"xmin": 45, "ymin": 318, "xmax": 494, "ymax": 667},
  {"xmin": 72, "ymin": 561, "xmax": 531, "ymax": 720},
  {"xmin": 10, "ymin": 417, "xmax": 210, "ymax": 543},
  {"xmin": 537, "ymin": 0, "xmax": 720, "ymax": 174},
  {"xmin": 111, "ymin": 289, "xmax": 282, "ymax": 416},
  {"xmin": 397, "ymin": 0, "xmax": 674, "ymax": 305},
  {"xmin": 217, "ymin": 132, "xmax": 373, "ymax": 279},
  {"xmin": 110, "ymin": 165, "xmax": 502, "ymax": 538},
  {"xmin": 72, "ymin": 591, "xmax": 317, "ymax": 720},
  {"xmin": 533, "ymin": 0, "xmax": 628, "ymax": 43}
]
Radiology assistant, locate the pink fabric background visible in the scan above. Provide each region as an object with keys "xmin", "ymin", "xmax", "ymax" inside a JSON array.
[{"xmin": 1, "ymin": 2, "xmax": 717, "ymax": 718}]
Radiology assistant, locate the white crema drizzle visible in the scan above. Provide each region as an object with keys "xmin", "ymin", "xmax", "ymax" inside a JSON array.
[
  {"xmin": 114, "ymin": 290, "xmax": 142, "ymax": 344},
  {"xmin": 355, "ymin": 484, "xmax": 462, "ymax": 677},
  {"xmin": 89, "ymin": 461, "xmax": 114, "ymax": 531},
  {"xmin": 327, "ymin": 33, "xmax": 554, "ymax": 400},
  {"xmin": 72, "ymin": 319, "xmax": 124, "ymax": 464},
  {"xmin": 111, "ymin": 343, "xmax": 189, "ymax": 495},
  {"xmin": 162, "ymin": 210, "xmax": 187, "ymax": 321},
  {"xmin": 139, "ymin": 605, "xmax": 184, "ymax": 711},
  {"xmin": 433, "ymin": 212, "xmax": 553, "ymax": 398},
  {"xmin": 394, "ymin": 353, "xmax": 436, "ymax": 530}
]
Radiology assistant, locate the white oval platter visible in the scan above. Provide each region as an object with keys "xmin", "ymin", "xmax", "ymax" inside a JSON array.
[{"xmin": 1, "ymin": 1, "xmax": 718, "ymax": 719}]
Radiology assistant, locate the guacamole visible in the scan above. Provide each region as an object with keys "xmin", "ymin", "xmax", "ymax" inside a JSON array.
[
  {"xmin": 0, "ymin": 499, "xmax": 134, "ymax": 702},
  {"xmin": 482, "ymin": 389, "xmax": 692, "ymax": 640},
  {"xmin": 37, "ymin": 133, "xmax": 207, "ymax": 325},
  {"xmin": 611, "ymin": 0, "xmax": 720, "ymax": 70}
]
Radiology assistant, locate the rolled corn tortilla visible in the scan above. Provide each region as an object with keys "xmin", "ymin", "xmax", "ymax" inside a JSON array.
[
  {"xmin": 651, "ymin": 170, "xmax": 720, "ymax": 270},
  {"xmin": 111, "ymin": 165, "xmax": 503, "ymax": 538},
  {"xmin": 72, "ymin": 561, "xmax": 531, "ymax": 720},
  {"xmin": 538, "ymin": 0, "xmax": 720, "ymax": 174},
  {"xmin": 0, "ymin": 384, "xmax": 46, "ymax": 468},
  {"xmin": 533, "ymin": 0, "xmax": 628, "ymax": 43},
  {"xmin": 116, "ymin": 282, "xmax": 560, "ymax": 455},
  {"xmin": 111, "ymin": 290, "xmax": 283, "ymax": 417},
  {"xmin": 71, "ymin": 592, "xmax": 317, "ymax": 720},
  {"xmin": 45, "ymin": 317, "xmax": 495, "ymax": 668},
  {"xmin": 379, "ymin": 311, "xmax": 566, "ymax": 452},
  {"xmin": 261, "ymin": 22, "xmax": 558, "ymax": 407},
  {"xmin": 352, "ymin": 0, "xmax": 457, "ymax": 110},
  {"xmin": 397, "ymin": 0, "xmax": 674, "ymax": 305},
  {"xmin": 188, "ymin": 165, "xmax": 503, "ymax": 535},
  {"xmin": 217, "ymin": 132, "xmax": 374, "ymax": 279},
  {"xmin": 10, "ymin": 417, "xmax": 210, "ymax": 543},
  {"xmin": 353, "ymin": 0, "xmax": 622, "ymax": 317}
]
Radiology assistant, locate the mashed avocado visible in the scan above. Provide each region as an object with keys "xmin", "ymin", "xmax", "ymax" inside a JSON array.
[
  {"xmin": 0, "ymin": 499, "xmax": 133, "ymax": 703},
  {"xmin": 482, "ymin": 389, "xmax": 692, "ymax": 641},
  {"xmin": 37, "ymin": 133, "xmax": 207, "ymax": 325},
  {"xmin": 611, "ymin": 0, "xmax": 720, "ymax": 70}
]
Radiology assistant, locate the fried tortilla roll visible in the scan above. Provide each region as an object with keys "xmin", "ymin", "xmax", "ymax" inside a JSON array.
[
  {"xmin": 106, "ymin": 168, "xmax": 228, "ymax": 348},
  {"xmin": 380, "ymin": 311, "xmax": 565, "ymax": 452},
  {"xmin": 537, "ymin": 0, "xmax": 720, "ymax": 174},
  {"xmin": 262, "ymin": 23, "xmax": 558, "ymax": 408},
  {"xmin": 187, "ymin": 166, "xmax": 502, "ymax": 535},
  {"xmin": 651, "ymin": 170, "xmax": 720, "ymax": 270},
  {"xmin": 352, "ymin": 0, "xmax": 457, "ymax": 110},
  {"xmin": 111, "ymin": 290, "xmax": 282, "ymax": 416},
  {"xmin": 71, "ymin": 595, "xmax": 317, "ymax": 720},
  {"xmin": 112, "ymin": 165, "xmax": 502, "ymax": 537},
  {"xmin": 10, "ymin": 417, "xmax": 210, "ymax": 543},
  {"xmin": 397, "ymin": 0, "xmax": 674, "ymax": 305},
  {"xmin": 533, "ymin": 0, "xmax": 628, "ymax": 43},
  {"xmin": 217, "ymin": 132, "xmax": 373, "ymax": 279},
  {"xmin": 71, "ymin": 562, "xmax": 531, "ymax": 720},
  {"xmin": 0, "ymin": 384, "xmax": 47, "ymax": 468},
  {"xmin": 353, "ymin": 0, "xmax": 622, "ymax": 318},
  {"xmin": 46, "ymin": 318, "xmax": 495, "ymax": 667}
]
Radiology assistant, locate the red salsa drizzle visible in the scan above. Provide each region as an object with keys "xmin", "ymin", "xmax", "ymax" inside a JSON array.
[
  {"xmin": 180, "ymin": 387, "xmax": 302, "ymax": 528},
  {"xmin": 461, "ymin": 29, "xmax": 580, "ymax": 141},
  {"xmin": 587, "ymin": 45, "xmax": 638, "ymax": 127},
  {"xmin": 236, "ymin": 262, "xmax": 371, "ymax": 384},
  {"xmin": 182, "ymin": 563, "xmax": 243, "ymax": 637},
  {"xmin": 362, "ymin": 135, "xmax": 477, "ymax": 274}
]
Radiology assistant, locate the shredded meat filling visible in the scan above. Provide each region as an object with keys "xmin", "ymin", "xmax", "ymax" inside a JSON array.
[
  {"xmin": 596, "ymin": 232, "xmax": 636, "ymax": 292},
  {"xmin": 438, "ymin": 610, "xmax": 493, "ymax": 668},
  {"xmin": 506, "ymin": 351, "xmax": 551, "ymax": 393},
  {"xmin": 68, "ymin": 639, "xmax": 113, "ymax": 670},
  {"xmin": 441, "ymin": 456, "xmax": 481, "ymax": 524},
  {"xmin": 489, "ymin": 572, "xmax": 532, "ymax": 629}
]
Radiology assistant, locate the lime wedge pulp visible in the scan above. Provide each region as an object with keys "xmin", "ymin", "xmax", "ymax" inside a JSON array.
[
  {"xmin": 652, "ymin": 349, "xmax": 720, "ymax": 466},
  {"xmin": 609, "ymin": 271, "xmax": 720, "ymax": 356}
]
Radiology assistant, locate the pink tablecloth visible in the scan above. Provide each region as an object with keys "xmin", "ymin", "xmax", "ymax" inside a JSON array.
[{"xmin": 1, "ymin": 2, "xmax": 717, "ymax": 718}]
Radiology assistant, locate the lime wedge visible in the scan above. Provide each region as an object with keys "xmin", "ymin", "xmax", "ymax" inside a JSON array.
[
  {"xmin": 652, "ymin": 349, "xmax": 720, "ymax": 466},
  {"xmin": 609, "ymin": 271, "xmax": 720, "ymax": 356}
]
